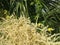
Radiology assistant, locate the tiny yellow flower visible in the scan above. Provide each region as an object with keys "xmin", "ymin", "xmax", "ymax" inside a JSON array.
[
  {"xmin": 37, "ymin": 23, "xmax": 43, "ymax": 28},
  {"xmin": 47, "ymin": 28, "xmax": 54, "ymax": 32}
]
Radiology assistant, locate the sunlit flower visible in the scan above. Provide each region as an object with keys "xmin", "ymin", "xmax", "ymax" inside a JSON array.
[
  {"xmin": 47, "ymin": 28, "xmax": 54, "ymax": 32},
  {"xmin": 37, "ymin": 23, "xmax": 44, "ymax": 28}
]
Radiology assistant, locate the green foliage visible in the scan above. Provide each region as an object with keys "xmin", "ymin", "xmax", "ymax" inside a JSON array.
[{"xmin": 10, "ymin": 0, "xmax": 29, "ymax": 18}]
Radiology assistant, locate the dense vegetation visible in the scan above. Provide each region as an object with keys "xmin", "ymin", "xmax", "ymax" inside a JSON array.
[
  {"xmin": 0, "ymin": 0, "xmax": 60, "ymax": 33},
  {"xmin": 0, "ymin": 0, "xmax": 60, "ymax": 45}
]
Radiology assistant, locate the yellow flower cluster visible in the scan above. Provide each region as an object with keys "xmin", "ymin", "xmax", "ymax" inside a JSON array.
[{"xmin": 37, "ymin": 23, "xmax": 54, "ymax": 32}]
